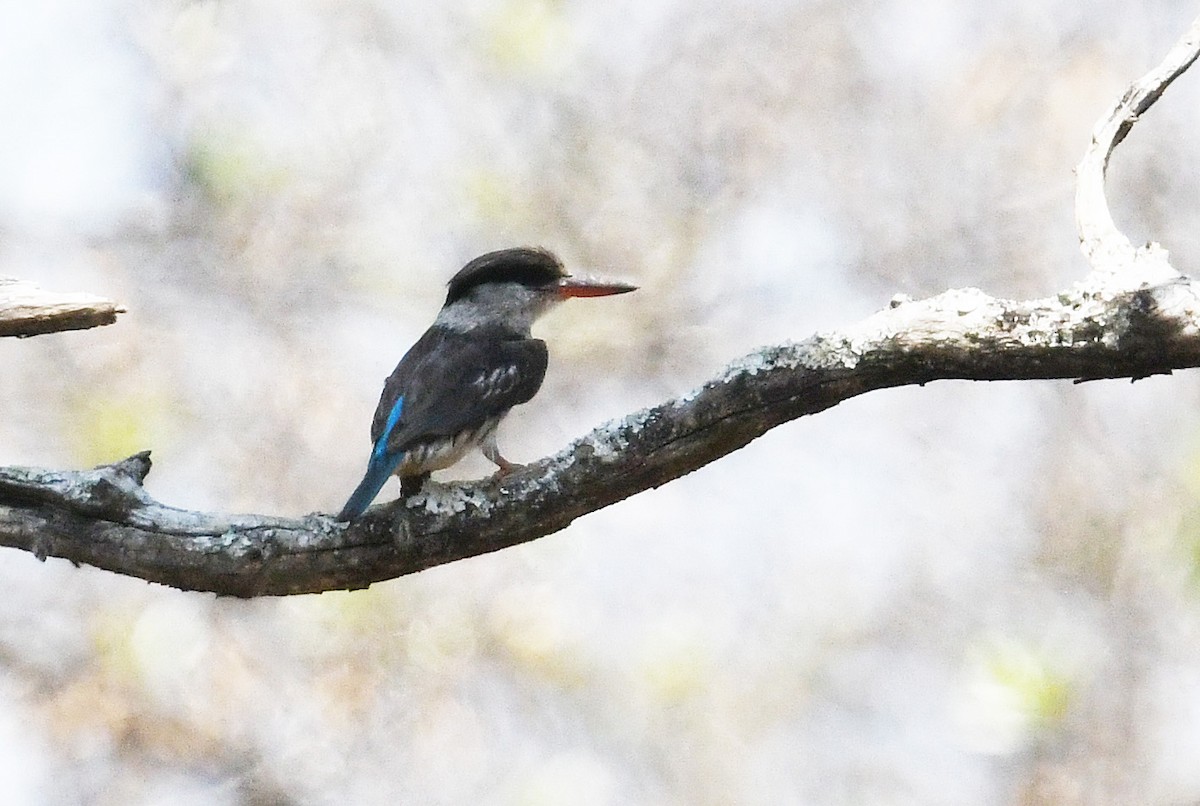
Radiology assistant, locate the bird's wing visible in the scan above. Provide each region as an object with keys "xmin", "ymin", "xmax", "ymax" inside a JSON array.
[{"xmin": 370, "ymin": 326, "xmax": 549, "ymax": 456}]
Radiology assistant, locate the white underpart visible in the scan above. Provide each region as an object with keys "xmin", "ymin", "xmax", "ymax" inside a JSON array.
[{"xmin": 397, "ymin": 417, "xmax": 502, "ymax": 475}]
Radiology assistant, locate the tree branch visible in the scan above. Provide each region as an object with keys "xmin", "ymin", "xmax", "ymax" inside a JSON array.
[
  {"xmin": 1075, "ymin": 15, "xmax": 1200, "ymax": 281},
  {"xmin": 2, "ymin": 15, "xmax": 1199, "ymax": 596},
  {"xmin": 0, "ymin": 277, "xmax": 125, "ymax": 337}
]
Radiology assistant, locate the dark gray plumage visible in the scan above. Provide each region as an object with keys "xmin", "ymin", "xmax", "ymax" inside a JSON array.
[{"xmin": 336, "ymin": 247, "xmax": 636, "ymax": 521}]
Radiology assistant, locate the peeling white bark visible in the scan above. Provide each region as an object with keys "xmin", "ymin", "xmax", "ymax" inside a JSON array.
[{"xmin": 0, "ymin": 277, "xmax": 124, "ymax": 337}]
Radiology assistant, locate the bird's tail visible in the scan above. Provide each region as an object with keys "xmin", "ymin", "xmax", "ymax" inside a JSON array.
[{"xmin": 336, "ymin": 452, "xmax": 402, "ymax": 521}]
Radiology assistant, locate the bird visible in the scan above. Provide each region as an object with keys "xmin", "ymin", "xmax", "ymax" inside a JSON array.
[{"xmin": 336, "ymin": 247, "xmax": 637, "ymax": 521}]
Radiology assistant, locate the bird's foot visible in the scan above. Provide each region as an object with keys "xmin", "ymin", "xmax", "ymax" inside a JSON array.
[{"xmin": 492, "ymin": 456, "xmax": 524, "ymax": 476}]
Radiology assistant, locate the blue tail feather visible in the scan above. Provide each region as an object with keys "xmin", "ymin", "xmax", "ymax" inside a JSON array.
[
  {"xmin": 337, "ymin": 450, "xmax": 403, "ymax": 521},
  {"xmin": 338, "ymin": 396, "xmax": 406, "ymax": 521}
]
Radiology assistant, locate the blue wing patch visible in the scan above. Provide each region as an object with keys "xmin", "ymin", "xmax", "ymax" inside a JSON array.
[{"xmin": 374, "ymin": 396, "xmax": 405, "ymax": 460}]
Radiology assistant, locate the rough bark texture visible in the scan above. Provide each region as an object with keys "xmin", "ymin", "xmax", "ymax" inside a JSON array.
[
  {"xmin": 1, "ymin": 15, "xmax": 1198, "ymax": 596},
  {"xmin": 0, "ymin": 278, "xmax": 124, "ymax": 337}
]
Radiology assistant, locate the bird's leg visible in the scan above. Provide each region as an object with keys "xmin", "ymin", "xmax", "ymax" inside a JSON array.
[
  {"xmin": 400, "ymin": 472, "xmax": 431, "ymax": 497},
  {"xmin": 481, "ymin": 434, "xmax": 523, "ymax": 476}
]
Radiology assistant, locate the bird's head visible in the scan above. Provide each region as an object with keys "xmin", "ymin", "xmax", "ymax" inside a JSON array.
[{"xmin": 438, "ymin": 247, "xmax": 637, "ymax": 333}]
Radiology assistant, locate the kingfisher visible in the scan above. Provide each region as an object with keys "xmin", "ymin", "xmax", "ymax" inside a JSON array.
[{"xmin": 336, "ymin": 247, "xmax": 637, "ymax": 521}]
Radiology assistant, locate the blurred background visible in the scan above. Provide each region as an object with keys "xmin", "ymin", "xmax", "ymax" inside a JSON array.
[{"xmin": 2, "ymin": 0, "xmax": 1200, "ymax": 803}]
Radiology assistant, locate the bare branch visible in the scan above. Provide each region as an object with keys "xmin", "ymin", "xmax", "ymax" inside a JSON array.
[
  {"xmin": 2, "ymin": 273, "xmax": 1199, "ymax": 597},
  {"xmin": 0, "ymin": 277, "xmax": 125, "ymax": 337},
  {"xmin": 1075, "ymin": 14, "xmax": 1200, "ymax": 282},
  {"xmin": 1, "ymin": 15, "xmax": 1199, "ymax": 596}
]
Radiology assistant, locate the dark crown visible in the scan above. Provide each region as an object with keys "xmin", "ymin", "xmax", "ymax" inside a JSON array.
[{"xmin": 445, "ymin": 247, "xmax": 566, "ymax": 305}]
